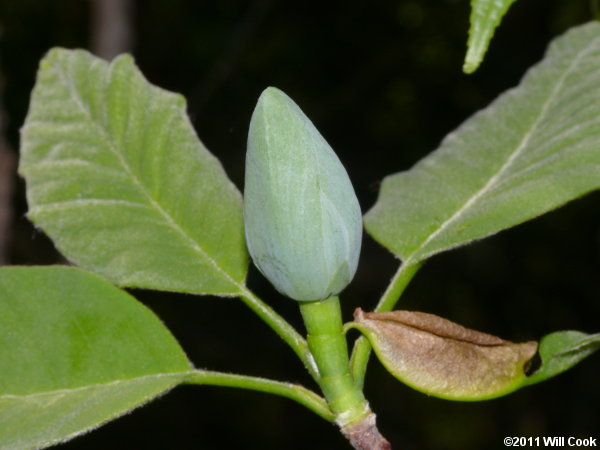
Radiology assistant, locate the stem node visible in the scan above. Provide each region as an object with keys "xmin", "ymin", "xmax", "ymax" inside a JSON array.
[{"xmin": 341, "ymin": 413, "xmax": 392, "ymax": 450}]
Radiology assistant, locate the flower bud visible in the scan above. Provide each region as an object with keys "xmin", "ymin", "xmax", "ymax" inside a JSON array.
[{"xmin": 244, "ymin": 87, "xmax": 362, "ymax": 301}]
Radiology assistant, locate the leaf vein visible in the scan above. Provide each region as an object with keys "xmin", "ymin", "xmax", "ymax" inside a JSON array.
[
  {"xmin": 52, "ymin": 56, "xmax": 243, "ymax": 293},
  {"xmin": 408, "ymin": 33, "xmax": 600, "ymax": 263}
]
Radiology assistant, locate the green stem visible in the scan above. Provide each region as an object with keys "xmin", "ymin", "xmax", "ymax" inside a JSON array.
[
  {"xmin": 185, "ymin": 369, "xmax": 334, "ymax": 422},
  {"xmin": 238, "ymin": 288, "xmax": 319, "ymax": 382},
  {"xmin": 350, "ymin": 260, "xmax": 422, "ymax": 388},
  {"xmin": 299, "ymin": 296, "xmax": 370, "ymax": 426}
]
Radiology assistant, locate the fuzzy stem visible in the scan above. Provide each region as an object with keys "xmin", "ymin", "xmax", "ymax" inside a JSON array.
[
  {"xmin": 299, "ymin": 296, "xmax": 370, "ymax": 426},
  {"xmin": 238, "ymin": 288, "xmax": 319, "ymax": 382},
  {"xmin": 184, "ymin": 369, "xmax": 334, "ymax": 421}
]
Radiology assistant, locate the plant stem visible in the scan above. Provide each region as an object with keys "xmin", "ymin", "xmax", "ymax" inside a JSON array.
[
  {"xmin": 299, "ymin": 296, "xmax": 370, "ymax": 426},
  {"xmin": 374, "ymin": 260, "xmax": 423, "ymax": 313},
  {"xmin": 185, "ymin": 369, "xmax": 334, "ymax": 421},
  {"xmin": 350, "ymin": 261, "xmax": 422, "ymax": 388},
  {"xmin": 300, "ymin": 297, "xmax": 391, "ymax": 449},
  {"xmin": 238, "ymin": 288, "xmax": 320, "ymax": 382}
]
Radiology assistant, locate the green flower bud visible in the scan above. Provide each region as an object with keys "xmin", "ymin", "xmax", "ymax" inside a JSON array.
[{"xmin": 244, "ymin": 87, "xmax": 362, "ymax": 301}]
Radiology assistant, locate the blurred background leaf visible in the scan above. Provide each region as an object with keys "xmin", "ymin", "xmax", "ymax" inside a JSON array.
[{"xmin": 464, "ymin": 0, "xmax": 519, "ymax": 73}]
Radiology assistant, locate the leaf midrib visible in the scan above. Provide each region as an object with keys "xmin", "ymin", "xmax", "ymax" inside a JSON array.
[
  {"xmin": 51, "ymin": 57, "xmax": 244, "ymax": 294},
  {"xmin": 406, "ymin": 34, "xmax": 600, "ymax": 264},
  {"xmin": 0, "ymin": 371, "xmax": 192, "ymax": 402}
]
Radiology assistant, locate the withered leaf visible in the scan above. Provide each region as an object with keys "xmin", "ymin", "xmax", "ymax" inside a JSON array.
[{"xmin": 353, "ymin": 309, "xmax": 537, "ymax": 401}]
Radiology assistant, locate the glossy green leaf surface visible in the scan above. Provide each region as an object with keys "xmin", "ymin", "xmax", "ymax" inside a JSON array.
[
  {"xmin": 365, "ymin": 22, "xmax": 600, "ymax": 264},
  {"xmin": 20, "ymin": 48, "xmax": 247, "ymax": 296},
  {"xmin": 0, "ymin": 266, "xmax": 192, "ymax": 449},
  {"xmin": 524, "ymin": 331, "xmax": 600, "ymax": 386},
  {"xmin": 464, "ymin": 0, "xmax": 518, "ymax": 73}
]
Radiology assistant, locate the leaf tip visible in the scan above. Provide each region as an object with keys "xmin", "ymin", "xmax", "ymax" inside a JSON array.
[
  {"xmin": 39, "ymin": 47, "xmax": 68, "ymax": 71},
  {"xmin": 462, "ymin": 56, "xmax": 480, "ymax": 74}
]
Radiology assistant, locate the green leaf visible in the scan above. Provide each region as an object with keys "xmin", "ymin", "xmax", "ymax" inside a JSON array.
[
  {"xmin": 365, "ymin": 22, "xmax": 600, "ymax": 264},
  {"xmin": 0, "ymin": 266, "xmax": 192, "ymax": 449},
  {"xmin": 524, "ymin": 331, "xmax": 600, "ymax": 386},
  {"xmin": 464, "ymin": 0, "xmax": 519, "ymax": 73},
  {"xmin": 19, "ymin": 48, "xmax": 248, "ymax": 296}
]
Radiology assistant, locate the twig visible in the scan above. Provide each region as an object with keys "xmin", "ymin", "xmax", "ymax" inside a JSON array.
[{"xmin": 90, "ymin": 0, "xmax": 134, "ymax": 59}]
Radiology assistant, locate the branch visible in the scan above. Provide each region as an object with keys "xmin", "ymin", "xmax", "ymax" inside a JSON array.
[{"xmin": 90, "ymin": 0, "xmax": 134, "ymax": 59}]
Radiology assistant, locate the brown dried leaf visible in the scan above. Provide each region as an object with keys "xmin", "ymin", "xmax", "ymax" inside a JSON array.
[{"xmin": 353, "ymin": 309, "xmax": 537, "ymax": 400}]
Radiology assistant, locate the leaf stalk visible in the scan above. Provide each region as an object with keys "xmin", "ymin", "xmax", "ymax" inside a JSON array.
[
  {"xmin": 238, "ymin": 288, "xmax": 319, "ymax": 381},
  {"xmin": 185, "ymin": 369, "xmax": 334, "ymax": 421},
  {"xmin": 350, "ymin": 260, "xmax": 422, "ymax": 388}
]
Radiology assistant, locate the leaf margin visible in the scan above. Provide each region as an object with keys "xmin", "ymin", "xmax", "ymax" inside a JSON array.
[{"xmin": 19, "ymin": 47, "xmax": 249, "ymax": 297}]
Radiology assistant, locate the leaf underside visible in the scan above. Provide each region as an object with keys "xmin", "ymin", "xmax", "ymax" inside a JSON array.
[
  {"xmin": 365, "ymin": 22, "xmax": 600, "ymax": 264},
  {"xmin": 0, "ymin": 266, "xmax": 192, "ymax": 449},
  {"xmin": 353, "ymin": 310, "xmax": 600, "ymax": 401},
  {"xmin": 353, "ymin": 309, "xmax": 537, "ymax": 401},
  {"xmin": 19, "ymin": 48, "xmax": 248, "ymax": 296}
]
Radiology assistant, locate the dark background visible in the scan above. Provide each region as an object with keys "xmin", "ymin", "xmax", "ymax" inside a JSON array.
[{"xmin": 1, "ymin": 1, "xmax": 599, "ymax": 449}]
